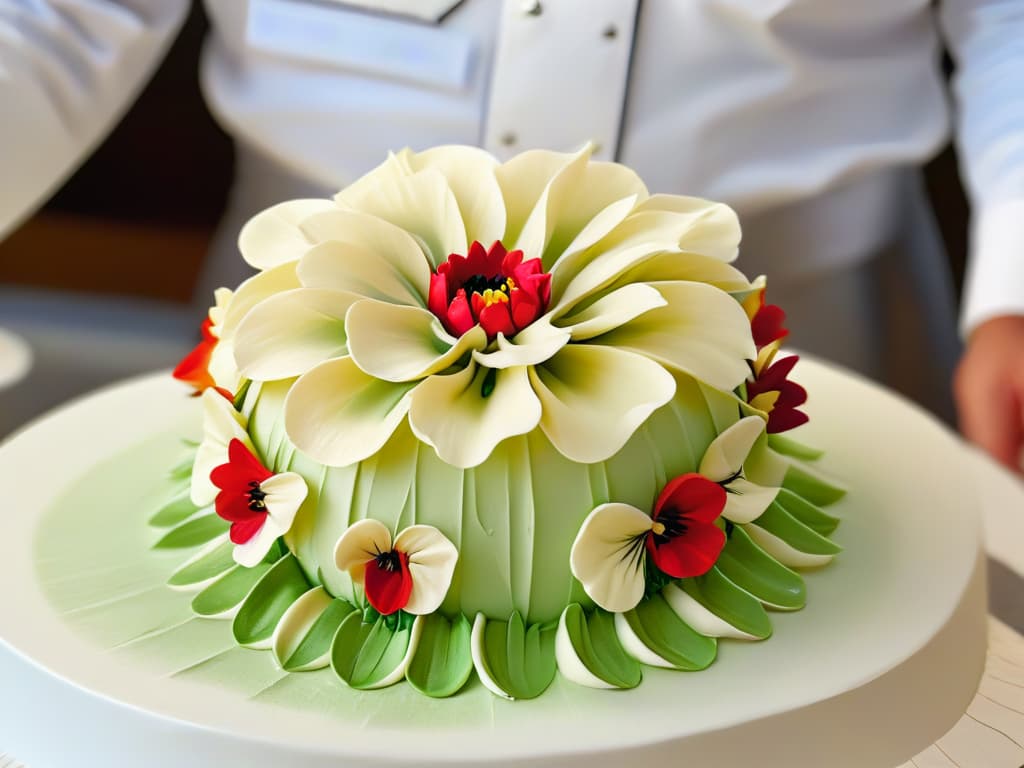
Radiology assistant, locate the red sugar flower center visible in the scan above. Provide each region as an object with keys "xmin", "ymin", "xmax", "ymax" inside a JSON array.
[
  {"xmin": 211, "ymin": 439, "xmax": 274, "ymax": 545},
  {"xmin": 364, "ymin": 548, "xmax": 413, "ymax": 615},
  {"xmin": 644, "ymin": 473, "xmax": 727, "ymax": 579}
]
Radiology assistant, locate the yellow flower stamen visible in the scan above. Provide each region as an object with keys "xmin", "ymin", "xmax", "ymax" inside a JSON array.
[{"xmin": 651, "ymin": 521, "xmax": 666, "ymax": 536}]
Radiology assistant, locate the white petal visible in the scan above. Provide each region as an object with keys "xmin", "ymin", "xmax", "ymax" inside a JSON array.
[
  {"xmin": 595, "ymin": 281, "xmax": 756, "ymax": 391},
  {"xmin": 239, "ymin": 199, "xmax": 336, "ymax": 270},
  {"xmin": 743, "ymin": 524, "xmax": 835, "ymax": 568},
  {"xmin": 409, "ymin": 363, "xmax": 541, "ymax": 469},
  {"xmin": 347, "ymin": 301, "xmax": 487, "ymax": 382},
  {"xmin": 261, "ymin": 471, "xmax": 309, "ymax": 532},
  {"xmin": 569, "ymin": 502, "xmax": 653, "ymax": 613},
  {"xmin": 529, "ymin": 345, "xmax": 675, "ymax": 464},
  {"xmin": 207, "ymin": 338, "xmax": 242, "ymax": 394},
  {"xmin": 552, "ymin": 241, "xmax": 676, "ymax": 316},
  {"xmin": 555, "ymin": 608, "xmax": 622, "ymax": 690},
  {"xmin": 297, "ymin": 211, "xmax": 432, "ymax": 306},
  {"xmin": 661, "ymin": 583, "xmax": 759, "ymax": 640},
  {"xmin": 284, "ymin": 357, "xmax": 416, "ymax": 467},
  {"xmin": 634, "ymin": 195, "xmax": 742, "ymax": 262},
  {"xmin": 699, "ymin": 416, "xmax": 766, "ymax": 481},
  {"xmin": 234, "ymin": 288, "xmax": 358, "ymax": 381},
  {"xmin": 496, "ymin": 148, "xmax": 580, "ymax": 247},
  {"xmin": 411, "ymin": 145, "xmax": 506, "ymax": 245},
  {"xmin": 334, "ymin": 518, "xmax": 394, "ymax": 582},
  {"xmin": 615, "ymin": 253, "xmax": 753, "ymax": 293},
  {"xmin": 614, "ymin": 612, "xmax": 677, "ymax": 669},
  {"xmin": 190, "ymin": 389, "xmax": 251, "ymax": 507},
  {"xmin": 394, "ymin": 525, "xmax": 459, "ymax": 615},
  {"xmin": 272, "ymin": 586, "xmax": 335, "ymax": 671},
  {"xmin": 557, "ymin": 193, "xmax": 640, "ymax": 264},
  {"xmin": 471, "ymin": 614, "xmax": 514, "ymax": 699},
  {"xmin": 218, "ymin": 262, "xmax": 302, "ymax": 340},
  {"xmin": 233, "ymin": 518, "xmax": 285, "ymax": 568},
  {"xmin": 556, "ymin": 283, "xmax": 667, "ymax": 341},
  {"xmin": 470, "ymin": 317, "xmax": 570, "ymax": 369},
  {"xmin": 722, "ymin": 477, "xmax": 779, "ymax": 524},
  {"xmin": 336, "ymin": 166, "xmax": 467, "ymax": 268}
]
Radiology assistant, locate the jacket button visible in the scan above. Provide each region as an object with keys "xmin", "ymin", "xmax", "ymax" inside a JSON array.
[
  {"xmin": 501, "ymin": 132, "xmax": 518, "ymax": 147},
  {"xmin": 521, "ymin": 0, "xmax": 542, "ymax": 16}
]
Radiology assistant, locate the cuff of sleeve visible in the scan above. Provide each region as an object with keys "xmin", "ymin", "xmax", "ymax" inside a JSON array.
[{"xmin": 961, "ymin": 199, "xmax": 1024, "ymax": 339}]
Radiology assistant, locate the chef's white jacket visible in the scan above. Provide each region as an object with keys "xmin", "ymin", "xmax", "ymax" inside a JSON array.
[{"xmin": 2, "ymin": 0, "xmax": 1022, "ymax": 336}]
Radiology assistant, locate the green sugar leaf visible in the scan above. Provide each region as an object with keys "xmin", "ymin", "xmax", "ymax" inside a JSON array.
[
  {"xmin": 624, "ymin": 592, "xmax": 718, "ymax": 670},
  {"xmin": 561, "ymin": 604, "xmax": 642, "ymax": 689},
  {"xmin": 405, "ymin": 613, "xmax": 474, "ymax": 698},
  {"xmin": 191, "ymin": 561, "xmax": 273, "ymax": 617},
  {"xmin": 167, "ymin": 538, "xmax": 235, "ymax": 588},
  {"xmin": 681, "ymin": 567, "xmax": 773, "ymax": 639},
  {"xmin": 479, "ymin": 612, "xmax": 556, "ymax": 700},
  {"xmin": 233, "ymin": 554, "xmax": 311, "ymax": 647},
  {"xmin": 149, "ymin": 488, "xmax": 201, "ymax": 528},
  {"xmin": 782, "ymin": 463, "xmax": 847, "ymax": 506},
  {"xmin": 331, "ymin": 611, "xmax": 413, "ymax": 690},
  {"xmin": 168, "ymin": 454, "xmax": 196, "ymax": 481},
  {"xmin": 275, "ymin": 591, "xmax": 356, "ymax": 672},
  {"xmin": 767, "ymin": 433, "xmax": 824, "ymax": 462},
  {"xmin": 716, "ymin": 526, "xmax": 806, "ymax": 610},
  {"xmin": 775, "ymin": 487, "xmax": 841, "ymax": 536},
  {"xmin": 754, "ymin": 501, "xmax": 843, "ymax": 557},
  {"xmin": 153, "ymin": 514, "xmax": 229, "ymax": 550}
]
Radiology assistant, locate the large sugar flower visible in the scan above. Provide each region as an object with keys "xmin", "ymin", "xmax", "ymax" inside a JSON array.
[
  {"xmin": 570, "ymin": 473, "xmax": 727, "ymax": 613},
  {"xmin": 231, "ymin": 145, "xmax": 757, "ymax": 468},
  {"xmin": 173, "ymin": 288, "xmax": 241, "ymax": 398},
  {"xmin": 211, "ymin": 439, "xmax": 308, "ymax": 567},
  {"xmin": 334, "ymin": 520, "xmax": 458, "ymax": 616}
]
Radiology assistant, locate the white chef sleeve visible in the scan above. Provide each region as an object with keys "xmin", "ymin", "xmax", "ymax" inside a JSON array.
[
  {"xmin": 940, "ymin": 0, "xmax": 1024, "ymax": 336},
  {"xmin": 0, "ymin": 0, "xmax": 189, "ymax": 238}
]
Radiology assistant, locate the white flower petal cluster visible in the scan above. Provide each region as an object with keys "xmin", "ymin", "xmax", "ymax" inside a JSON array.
[{"xmin": 226, "ymin": 145, "xmax": 756, "ymax": 469}]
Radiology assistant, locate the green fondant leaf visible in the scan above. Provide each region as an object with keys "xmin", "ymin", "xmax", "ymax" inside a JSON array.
[
  {"xmin": 562, "ymin": 604, "xmax": 642, "ymax": 689},
  {"xmin": 331, "ymin": 611, "xmax": 413, "ymax": 690},
  {"xmin": 716, "ymin": 527, "xmax": 806, "ymax": 610},
  {"xmin": 755, "ymin": 501, "xmax": 842, "ymax": 556},
  {"xmin": 480, "ymin": 612, "xmax": 557, "ymax": 700},
  {"xmin": 153, "ymin": 514, "xmax": 229, "ymax": 550},
  {"xmin": 405, "ymin": 613, "xmax": 474, "ymax": 698},
  {"xmin": 681, "ymin": 567, "xmax": 773, "ymax": 639},
  {"xmin": 276, "ymin": 593, "xmax": 356, "ymax": 672},
  {"xmin": 168, "ymin": 454, "xmax": 196, "ymax": 480},
  {"xmin": 191, "ymin": 561, "xmax": 274, "ymax": 617},
  {"xmin": 149, "ymin": 489, "xmax": 201, "ymax": 528},
  {"xmin": 775, "ymin": 487, "xmax": 840, "ymax": 536},
  {"xmin": 233, "ymin": 553, "xmax": 311, "ymax": 647},
  {"xmin": 782, "ymin": 463, "xmax": 846, "ymax": 506},
  {"xmin": 624, "ymin": 593, "xmax": 717, "ymax": 670},
  {"xmin": 767, "ymin": 434, "xmax": 824, "ymax": 462},
  {"xmin": 232, "ymin": 379, "xmax": 253, "ymax": 410},
  {"xmin": 167, "ymin": 538, "xmax": 235, "ymax": 588}
]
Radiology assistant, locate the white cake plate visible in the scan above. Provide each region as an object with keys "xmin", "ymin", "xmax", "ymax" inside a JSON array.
[{"xmin": 0, "ymin": 360, "xmax": 986, "ymax": 767}]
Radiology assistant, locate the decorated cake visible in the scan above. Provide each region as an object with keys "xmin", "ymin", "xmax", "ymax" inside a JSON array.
[{"xmin": 162, "ymin": 144, "xmax": 845, "ymax": 699}]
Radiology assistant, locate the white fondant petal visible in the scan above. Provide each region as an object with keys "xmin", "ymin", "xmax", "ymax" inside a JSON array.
[
  {"xmin": 394, "ymin": 525, "xmax": 459, "ymax": 615},
  {"xmin": 556, "ymin": 193, "xmax": 640, "ymax": 266},
  {"xmin": 661, "ymin": 583, "xmax": 758, "ymax": 641},
  {"xmin": 699, "ymin": 416, "xmax": 767, "ymax": 481},
  {"xmin": 619, "ymin": 255, "xmax": 752, "ymax": 292},
  {"xmin": 361, "ymin": 614, "xmax": 423, "ymax": 690},
  {"xmin": 408, "ymin": 364, "xmax": 541, "ymax": 469},
  {"xmin": 470, "ymin": 318, "xmax": 570, "ymax": 369},
  {"xmin": 296, "ymin": 213, "xmax": 432, "ymax": 306},
  {"xmin": 218, "ymin": 262, "xmax": 302, "ymax": 340},
  {"xmin": 411, "ymin": 145, "xmax": 506, "ymax": 245},
  {"xmin": 261, "ymin": 471, "xmax": 309, "ymax": 532},
  {"xmin": 595, "ymin": 281, "xmax": 756, "ymax": 391},
  {"xmin": 722, "ymin": 477, "xmax": 779, "ymax": 524},
  {"xmin": 530, "ymin": 345, "xmax": 676, "ymax": 464},
  {"xmin": 334, "ymin": 519, "xmax": 394, "ymax": 582},
  {"xmin": 191, "ymin": 389, "xmax": 251, "ymax": 507},
  {"xmin": 743, "ymin": 524, "xmax": 836, "ymax": 569},
  {"xmin": 207, "ymin": 338, "xmax": 242, "ymax": 393},
  {"xmin": 556, "ymin": 283, "xmax": 667, "ymax": 341},
  {"xmin": 552, "ymin": 241, "xmax": 675, "ymax": 316},
  {"xmin": 233, "ymin": 518, "xmax": 284, "ymax": 569},
  {"xmin": 569, "ymin": 503, "xmax": 653, "ymax": 613},
  {"xmin": 471, "ymin": 614, "xmax": 515, "ymax": 699},
  {"xmin": 347, "ymin": 301, "xmax": 487, "ymax": 382},
  {"xmin": 496, "ymin": 148, "xmax": 579, "ymax": 247},
  {"xmin": 233, "ymin": 288, "xmax": 358, "ymax": 381},
  {"xmin": 284, "ymin": 357, "xmax": 416, "ymax": 467},
  {"xmin": 238, "ymin": 199, "xmax": 336, "ymax": 270},
  {"xmin": 272, "ymin": 586, "xmax": 334, "ymax": 671},
  {"xmin": 555, "ymin": 608, "xmax": 618, "ymax": 689},
  {"xmin": 634, "ymin": 195, "xmax": 742, "ymax": 262},
  {"xmin": 613, "ymin": 612, "xmax": 677, "ymax": 669}
]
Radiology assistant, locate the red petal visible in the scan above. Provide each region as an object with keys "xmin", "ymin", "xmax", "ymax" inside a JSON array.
[
  {"xmin": 500, "ymin": 246, "xmax": 524, "ymax": 275},
  {"xmin": 775, "ymin": 380, "xmax": 808, "ymax": 409},
  {"xmin": 200, "ymin": 316, "xmax": 217, "ymax": 342},
  {"xmin": 446, "ymin": 290, "xmax": 476, "ymax": 336},
  {"xmin": 230, "ymin": 516, "xmax": 266, "ymax": 545},
  {"xmin": 751, "ymin": 304, "xmax": 789, "ymax": 348},
  {"xmin": 465, "ymin": 241, "xmax": 493, "ymax": 276},
  {"xmin": 508, "ymin": 290, "xmax": 540, "ymax": 330},
  {"xmin": 172, "ymin": 338, "xmax": 216, "ymax": 391},
  {"xmin": 428, "ymin": 272, "xmax": 449, "ymax": 319},
  {"xmin": 652, "ymin": 473, "xmax": 727, "ymax": 525},
  {"xmin": 758, "ymin": 355, "xmax": 799, "ymax": 389},
  {"xmin": 216, "ymin": 490, "xmax": 261, "ymax": 523},
  {"xmin": 229, "ymin": 439, "xmax": 273, "ymax": 481},
  {"xmin": 364, "ymin": 551, "xmax": 413, "ymax": 615},
  {"xmin": 646, "ymin": 521, "xmax": 726, "ymax": 579},
  {"xmin": 479, "ymin": 301, "xmax": 516, "ymax": 338},
  {"xmin": 767, "ymin": 407, "xmax": 809, "ymax": 434}
]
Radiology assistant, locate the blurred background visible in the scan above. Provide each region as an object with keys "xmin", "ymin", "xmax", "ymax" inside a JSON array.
[{"xmin": 0, "ymin": 3, "xmax": 970, "ymax": 439}]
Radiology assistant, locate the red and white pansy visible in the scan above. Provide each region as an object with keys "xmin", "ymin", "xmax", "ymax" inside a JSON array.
[
  {"xmin": 570, "ymin": 473, "xmax": 728, "ymax": 613},
  {"xmin": 173, "ymin": 288, "xmax": 241, "ymax": 399},
  {"xmin": 211, "ymin": 439, "xmax": 308, "ymax": 567},
  {"xmin": 190, "ymin": 388, "xmax": 252, "ymax": 507},
  {"xmin": 699, "ymin": 415, "xmax": 780, "ymax": 524},
  {"xmin": 334, "ymin": 520, "xmax": 458, "ymax": 616}
]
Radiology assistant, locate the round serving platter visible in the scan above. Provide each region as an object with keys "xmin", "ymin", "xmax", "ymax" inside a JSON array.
[{"xmin": 0, "ymin": 360, "xmax": 986, "ymax": 767}]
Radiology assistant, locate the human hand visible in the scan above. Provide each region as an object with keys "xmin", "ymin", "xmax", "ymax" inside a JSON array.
[{"xmin": 955, "ymin": 314, "xmax": 1024, "ymax": 472}]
